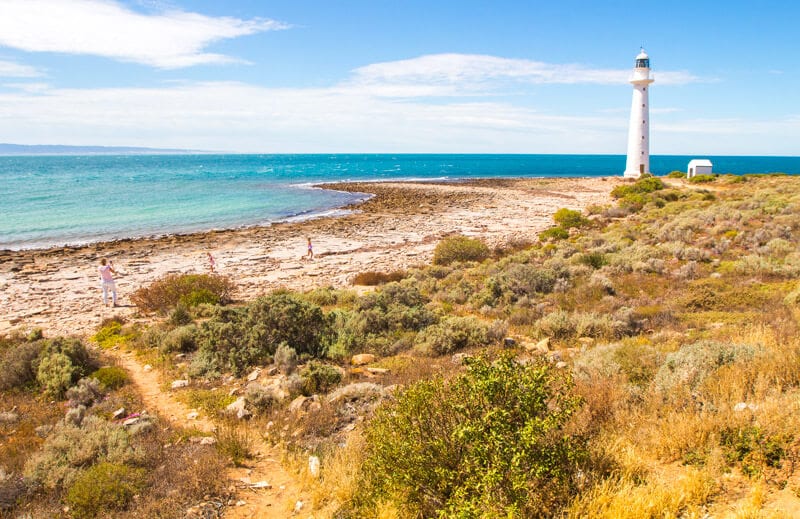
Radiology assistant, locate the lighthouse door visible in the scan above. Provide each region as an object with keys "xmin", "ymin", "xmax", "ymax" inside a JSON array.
[{"xmin": 640, "ymin": 164, "xmax": 645, "ymax": 174}]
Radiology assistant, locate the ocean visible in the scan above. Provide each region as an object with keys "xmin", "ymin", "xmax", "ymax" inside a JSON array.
[{"xmin": 2, "ymin": 153, "xmax": 799, "ymax": 251}]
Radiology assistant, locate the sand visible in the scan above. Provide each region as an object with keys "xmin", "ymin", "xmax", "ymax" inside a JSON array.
[{"xmin": 0, "ymin": 177, "xmax": 621, "ymax": 337}]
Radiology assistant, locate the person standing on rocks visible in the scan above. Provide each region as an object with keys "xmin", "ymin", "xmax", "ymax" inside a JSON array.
[
  {"xmin": 207, "ymin": 251, "xmax": 216, "ymax": 273},
  {"xmin": 306, "ymin": 237, "xmax": 314, "ymax": 261},
  {"xmin": 98, "ymin": 258, "xmax": 118, "ymax": 307}
]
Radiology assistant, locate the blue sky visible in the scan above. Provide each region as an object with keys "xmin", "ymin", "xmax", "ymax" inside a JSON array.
[{"xmin": 0, "ymin": 0, "xmax": 797, "ymax": 155}]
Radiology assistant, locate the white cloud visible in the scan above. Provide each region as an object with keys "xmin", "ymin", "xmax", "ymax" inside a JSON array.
[
  {"xmin": 0, "ymin": 81, "xmax": 628, "ymax": 153},
  {"xmin": 0, "ymin": 0, "xmax": 288, "ymax": 68},
  {"xmin": 348, "ymin": 53, "xmax": 702, "ymax": 97},
  {"xmin": 0, "ymin": 59, "xmax": 42, "ymax": 77}
]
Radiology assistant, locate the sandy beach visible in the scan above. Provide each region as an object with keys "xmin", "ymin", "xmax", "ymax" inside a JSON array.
[{"xmin": 0, "ymin": 177, "xmax": 620, "ymax": 337}]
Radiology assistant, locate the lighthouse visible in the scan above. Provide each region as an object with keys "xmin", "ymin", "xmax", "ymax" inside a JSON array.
[{"xmin": 623, "ymin": 49, "xmax": 654, "ymax": 178}]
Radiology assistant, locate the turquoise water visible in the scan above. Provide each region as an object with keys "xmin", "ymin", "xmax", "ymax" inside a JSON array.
[{"xmin": 2, "ymin": 153, "xmax": 799, "ymax": 250}]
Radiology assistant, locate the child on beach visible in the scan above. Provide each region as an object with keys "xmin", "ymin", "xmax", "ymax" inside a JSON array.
[
  {"xmin": 306, "ymin": 237, "xmax": 314, "ymax": 261},
  {"xmin": 98, "ymin": 258, "xmax": 117, "ymax": 307},
  {"xmin": 207, "ymin": 251, "xmax": 216, "ymax": 273}
]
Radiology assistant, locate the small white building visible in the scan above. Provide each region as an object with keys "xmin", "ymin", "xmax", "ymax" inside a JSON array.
[{"xmin": 687, "ymin": 159, "xmax": 713, "ymax": 178}]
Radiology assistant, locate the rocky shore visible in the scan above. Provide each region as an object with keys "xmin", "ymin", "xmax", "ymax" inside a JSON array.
[{"xmin": 0, "ymin": 177, "xmax": 620, "ymax": 337}]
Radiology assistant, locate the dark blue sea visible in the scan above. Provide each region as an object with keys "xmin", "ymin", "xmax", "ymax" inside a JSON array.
[{"xmin": 2, "ymin": 153, "xmax": 798, "ymax": 250}]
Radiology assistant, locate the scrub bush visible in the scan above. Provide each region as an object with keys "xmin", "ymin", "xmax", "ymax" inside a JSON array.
[
  {"xmin": 193, "ymin": 293, "xmax": 332, "ymax": 377},
  {"xmin": 553, "ymin": 208, "xmax": 590, "ymax": 229},
  {"xmin": 0, "ymin": 339, "xmax": 42, "ymax": 390},
  {"xmin": 299, "ymin": 361, "xmax": 343, "ymax": 395},
  {"xmin": 688, "ymin": 174, "xmax": 717, "ymax": 184},
  {"xmin": 160, "ymin": 324, "xmax": 198, "ymax": 354},
  {"xmin": 357, "ymin": 354, "xmax": 587, "ymax": 517},
  {"xmin": 653, "ymin": 340, "xmax": 762, "ymax": 399},
  {"xmin": 415, "ymin": 316, "xmax": 494, "ymax": 356},
  {"xmin": 539, "ymin": 226, "xmax": 570, "ymax": 241},
  {"xmin": 36, "ymin": 338, "xmax": 95, "ymax": 398},
  {"xmin": 351, "ymin": 270, "xmax": 408, "ymax": 286},
  {"xmin": 24, "ymin": 415, "xmax": 141, "ymax": 491},
  {"xmin": 131, "ymin": 273, "xmax": 234, "ymax": 314},
  {"xmin": 433, "ymin": 234, "xmax": 491, "ymax": 265},
  {"xmin": 65, "ymin": 462, "xmax": 145, "ymax": 518},
  {"xmin": 90, "ymin": 366, "xmax": 129, "ymax": 391}
]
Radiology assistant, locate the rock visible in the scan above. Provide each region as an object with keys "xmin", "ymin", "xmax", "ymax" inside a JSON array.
[
  {"xmin": 35, "ymin": 424, "xmax": 54, "ymax": 438},
  {"xmin": 366, "ymin": 367, "xmax": 389, "ymax": 375},
  {"xmin": 246, "ymin": 368, "xmax": 261, "ymax": 382},
  {"xmin": 555, "ymin": 361, "xmax": 568, "ymax": 369},
  {"xmin": 226, "ymin": 396, "xmax": 251, "ymax": 420},
  {"xmin": 525, "ymin": 338, "xmax": 550, "ymax": 355},
  {"xmin": 187, "ymin": 411, "xmax": 200, "ymax": 420},
  {"xmin": 171, "ymin": 379, "xmax": 189, "ymax": 389},
  {"xmin": 351, "ymin": 353, "xmax": 376, "ymax": 366},
  {"xmin": 265, "ymin": 366, "xmax": 279, "ymax": 376},
  {"xmin": 123, "ymin": 416, "xmax": 141, "ymax": 426},
  {"xmin": 0, "ymin": 411, "xmax": 19, "ymax": 424},
  {"xmin": 288, "ymin": 395, "xmax": 309, "ymax": 414},
  {"xmin": 249, "ymin": 481, "xmax": 271, "ymax": 489},
  {"xmin": 294, "ymin": 501, "xmax": 304, "ymax": 512},
  {"xmin": 112, "ymin": 407, "xmax": 126, "ymax": 420},
  {"xmin": 143, "ymin": 364, "xmax": 153, "ymax": 372},
  {"xmin": 503, "ymin": 337, "xmax": 517, "ymax": 348},
  {"xmin": 308, "ymin": 455, "xmax": 320, "ymax": 478},
  {"xmin": 235, "ymin": 500, "xmax": 246, "ymax": 506}
]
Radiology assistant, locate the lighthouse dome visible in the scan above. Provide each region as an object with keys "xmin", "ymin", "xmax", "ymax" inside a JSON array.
[{"xmin": 636, "ymin": 49, "xmax": 649, "ymax": 60}]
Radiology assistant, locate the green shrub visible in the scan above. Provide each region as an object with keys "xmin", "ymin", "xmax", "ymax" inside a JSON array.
[
  {"xmin": 274, "ymin": 342, "xmax": 299, "ymax": 374},
  {"xmin": 66, "ymin": 378, "xmax": 104, "ymax": 408},
  {"xmin": 90, "ymin": 366, "xmax": 129, "ymax": 390},
  {"xmin": 539, "ymin": 226, "xmax": 569, "ymax": 241},
  {"xmin": 351, "ymin": 270, "xmax": 408, "ymax": 286},
  {"xmin": 169, "ymin": 305, "xmax": 193, "ymax": 326},
  {"xmin": 91, "ymin": 321, "xmax": 134, "ymax": 349},
  {"xmin": 24, "ymin": 416, "xmax": 140, "ymax": 490},
  {"xmin": 535, "ymin": 309, "xmax": 636, "ymax": 341},
  {"xmin": 578, "ymin": 251, "xmax": 607, "ymax": 269},
  {"xmin": 65, "ymin": 462, "xmax": 145, "ymax": 518},
  {"xmin": 299, "ymin": 361, "xmax": 343, "ymax": 395},
  {"xmin": 357, "ymin": 354, "xmax": 587, "ymax": 517},
  {"xmin": 160, "ymin": 325, "xmax": 198, "ymax": 354},
  {"xmin": 720, "ymin": 426, "xmax": 788, "ymax": 478},
  {"xmin": 553, "ymin": 208, "xmax": 590, "ymax": 229},
  {"xmin": 131, "ymin": 273, "xmax": 234, "ymax": 315},
  {"xmin": 244, "ymin": 383, "xmax": 281, "ymax": 414},
  {"xmin": 36, "ymin": 338, "xmax": 95, "ymax": 398},
  {"xmin": 688, "ymin": 174, "xmax": 717, "ymax": 183},
  {"xmin": 494, "ymin": 264, "xmax": 559, "ymax": 299},
  {"xmin": 653, "ymin": 340, "xmax": 762, "ymax": 398},
  {"xmin": 193, "ymin": 293, "xmax": 332, "ymax": 377},
  {"xmin": 415, "ymin": 316, "xmax": 493, "ymax": 356},
  {"xmin": 667, "ymin": 170, "xmax": 686, "ymax": 178},
  {"xmin": 0, "ymin": 339, "xmax": 43, "ymax": 390},
  {"xmin": 433, "ymin": 234, "xmax": 491, "ymax": 265},
  {"xmin": 611, "ymin": 176, "xmax": 665, "ymax": 199}
]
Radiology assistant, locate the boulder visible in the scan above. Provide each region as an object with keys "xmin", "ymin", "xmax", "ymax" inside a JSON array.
[
  {"xmin": 171, "ymin": 379, "xmax": 189, "ymax": 389},
  {"xmin": 226, "ymin": 396, "xmax": 252, "ymax": 420},
  {"xmin": 351, "ymin": 353, "xmax": 376, "ymax": 366}
]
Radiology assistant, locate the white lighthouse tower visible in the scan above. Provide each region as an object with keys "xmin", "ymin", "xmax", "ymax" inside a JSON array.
[{"xmin": 624, "ymin": 48, "xmax": 654, "ymax": 178}]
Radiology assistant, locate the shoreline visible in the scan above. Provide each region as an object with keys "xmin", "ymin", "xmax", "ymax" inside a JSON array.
[{"xmin": 0, "ymin": 177, "xmax": 621, "ymax": 337}]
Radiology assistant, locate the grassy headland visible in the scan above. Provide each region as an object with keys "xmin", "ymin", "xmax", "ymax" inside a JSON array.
[{"xmin": 3, "ymin": 173, "xmax": 800, "ymax": 517}]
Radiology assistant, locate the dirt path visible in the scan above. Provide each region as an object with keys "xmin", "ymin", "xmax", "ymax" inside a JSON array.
[{"xmin": 114, "ymin": 349, "xmax": 312, "ymax": 518}]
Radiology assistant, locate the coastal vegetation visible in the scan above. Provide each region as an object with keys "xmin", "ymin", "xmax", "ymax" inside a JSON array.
[{"xmin": 3, "ymin": 174, "xmax": 800, "ymax": 516}]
